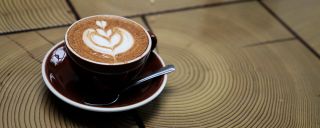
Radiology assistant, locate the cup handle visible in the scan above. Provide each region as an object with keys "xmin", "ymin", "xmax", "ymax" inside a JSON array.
[{"xmin": 148, "ymin": 31, "xmax": 157, "ymax": 51}]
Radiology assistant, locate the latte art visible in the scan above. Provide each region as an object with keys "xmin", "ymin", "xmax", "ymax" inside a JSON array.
[
  {"xmin": 82, "ymin": 21, "xmax": 134, "ymax": 58},
  {"xmin": 66, "ymin": 15, "xmax": 149, "ymax": 64}
]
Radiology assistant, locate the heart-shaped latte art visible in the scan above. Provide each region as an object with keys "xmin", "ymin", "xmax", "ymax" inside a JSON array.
[
  {"xmin": 89, "ymin": 28, "xmax": 123, "ymax": 50},
  {"xmin": 82, "ymin": 21, "xmax": 134, "ymax": 58}
]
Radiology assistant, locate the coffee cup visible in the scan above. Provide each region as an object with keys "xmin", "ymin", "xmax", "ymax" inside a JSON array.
[{"xmin": 64, "ymin": 15, "xmax": 157, "ymax": 97}]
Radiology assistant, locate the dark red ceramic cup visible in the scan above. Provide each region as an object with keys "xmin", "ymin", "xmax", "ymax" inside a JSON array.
[{"xmin": 64, "ymin": 15, "xmax": 157, "ymax": 96}]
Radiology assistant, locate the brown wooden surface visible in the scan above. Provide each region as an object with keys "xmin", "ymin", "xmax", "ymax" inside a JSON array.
[
  {"xmin": 0, "ymin": 0, "xmax": 76, "ymax": 34},
  {"xmin": 70, "ymin": 0, "xmax": 235, "ymax": 17},
  {"xmin": 264, "ymin": 0, "xmax": 320, "ymax": 55},
  {"xmin": 0, "ymin": 0, "xmax": 320, "ymax": 127}
]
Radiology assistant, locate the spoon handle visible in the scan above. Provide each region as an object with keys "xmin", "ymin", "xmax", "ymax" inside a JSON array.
[
  {"xmin": 136, "ymin": 65, "xmax": 175, "ymax": 85},
  {"xmin": 122, "ymin": 65, "xmax": 175, "ymax": 92}
]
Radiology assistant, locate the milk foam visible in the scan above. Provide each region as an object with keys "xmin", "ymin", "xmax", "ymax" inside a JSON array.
[{"xmin": 82, "ymin": 21, "xmax": 134, "ymax": 57}]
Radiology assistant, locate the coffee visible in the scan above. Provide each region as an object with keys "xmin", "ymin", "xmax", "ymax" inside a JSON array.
[{"xmin": 66, "ymin": 15, "xmax": 149, "ymax": 64}]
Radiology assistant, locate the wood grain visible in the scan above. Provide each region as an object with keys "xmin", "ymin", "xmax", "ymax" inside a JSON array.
[
  {"xmin": 138, "ymin": 2, "xmax": 320, "ymax": 127},
  {"xmin": 70, "ymin": 0, "xmax": 239, "ymax": 17},
  {"xmin": 6, "ymin": 32, "xmax": 53, "ymax": 61},
  {"xmin": 0, "ymin": 17, "xmax": 148, "ymax": 128},
  {"xmin": 36, "ymin": 27, "xmax": 69, "ymax": 44},
  {"xmin": 264, "ymin": 0, "xmax": 320, "ymax": 55},
  {"xmin": 1, "ymin": 0, "xmax": 320, "ymax": 127},
  {"xmin": 0, "ymin": 0, "xmax": 75, "ymax": 34}
]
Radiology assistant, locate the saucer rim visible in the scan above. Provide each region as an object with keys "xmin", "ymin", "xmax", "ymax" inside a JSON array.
[{"xmin": 42, "ymin": 41, "xmax": 167, "ymax": 112}]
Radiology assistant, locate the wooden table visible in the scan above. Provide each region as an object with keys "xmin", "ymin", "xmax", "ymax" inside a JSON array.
[{"xmin": 1, "ymin": 0, "xmax": 320, "ymax": 127}]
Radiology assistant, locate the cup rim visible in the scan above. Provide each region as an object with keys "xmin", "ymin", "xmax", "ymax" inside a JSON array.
[
  {"xmin": 42, "ymin": 41, "xmax": 166, "ymax": 112},
  {"xmin": 65, "ymin": 15, "xmax": 152, "ymax": 66}
]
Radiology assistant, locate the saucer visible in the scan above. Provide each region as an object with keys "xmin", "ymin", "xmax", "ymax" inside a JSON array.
[{"xmin": 42, "ymin": 41, "xmax": 167, "ymax": 112}]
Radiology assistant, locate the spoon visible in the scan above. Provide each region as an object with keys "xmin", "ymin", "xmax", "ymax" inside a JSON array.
[{"xmin": 83, "ymin": 65, "xmax": 175, "ymax": 106}]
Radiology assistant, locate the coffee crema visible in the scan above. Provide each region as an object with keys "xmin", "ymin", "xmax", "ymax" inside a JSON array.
[{"xmin": 66, "ymin": 16, "xmax": 149, "ymax": 64}]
